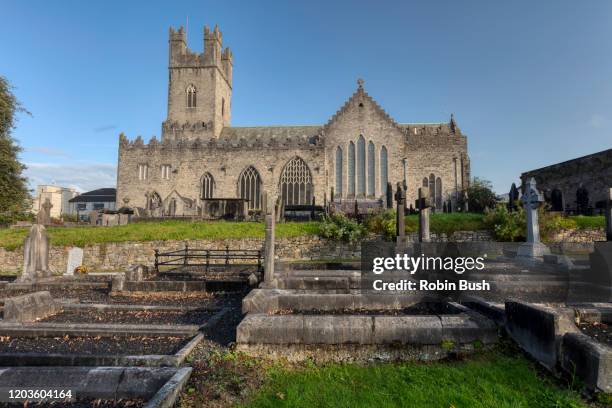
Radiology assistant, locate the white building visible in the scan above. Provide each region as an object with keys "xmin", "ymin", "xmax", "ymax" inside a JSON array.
[
  {"xmin": 68, "ymin": 188, "xmax": 117, "ymax": 220},
  {"xmin": 31, "ymin": 185, "xmax": 78, "ymax": 218}
]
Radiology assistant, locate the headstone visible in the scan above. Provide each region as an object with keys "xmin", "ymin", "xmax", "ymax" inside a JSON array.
[
  {"xmin": 517, "ymin": 177, "xmax": 550, "ymax": 258},
  {"xmin": 606, "ymin": 187, "xmax": 612, "ymax": 242},
  {"xmin": 508, "ymin": 183, "xmax": 519, "ymax": 212},
  {"xmin": 65, "ymin": 247, "xmax": 83, "ymax": 276},
  {"xmin": 417, "ymin": 187, "xmax": 431, "ymax": 243},
  {"xmin": 394, "ymin": 182, "xmax": 406, "ymax": 238},
  {"xmin": 18, "ymin": 224, "xmax": 51, "ymax": 282},
  {"xmin": 386, "ymin": 182, "xmax": 393, "ymax": 209},
  {"xmin": 263, "ymin": 208, "xmax": 276, "ymax": 286},
  {"xmin": 37, "ymin": 198, "xmax": 53, "ymax": 225},
  {"xmin": 89, "ymin": 210, "xmax": 99, "ymax": 225}
]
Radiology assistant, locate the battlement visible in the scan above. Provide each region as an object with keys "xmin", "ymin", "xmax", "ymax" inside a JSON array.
[{"xmin": 168, "ymin": 24, "xmax": 233, "ymax": 83}]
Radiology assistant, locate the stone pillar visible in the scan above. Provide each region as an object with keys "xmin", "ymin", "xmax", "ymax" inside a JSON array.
[
  {"xmin": 18, "ymin": 224, "xmax": 51, "ymax": 282},
  {"xmin": 606, "ymin": 187, "xmax": 612, "ymax": 242},
  {"xmin": 517, "ymin": 177, "xmax": 550, "ymax": 258},
  {"xmin": 417, "ymin": 187, "xmax": 431, "ymax": 243},
  {"xmin": 395, "ymin": 182, "xmax": 406, "ymax": 238},
  {"xmin": 264, "ymin": 209, "xmax": 276, "ymax": 285}
]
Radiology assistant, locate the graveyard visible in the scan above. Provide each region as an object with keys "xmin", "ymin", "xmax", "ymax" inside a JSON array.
[{"xmin": 0, "ymin": 181, "xmax": 609, "ymax": 407}]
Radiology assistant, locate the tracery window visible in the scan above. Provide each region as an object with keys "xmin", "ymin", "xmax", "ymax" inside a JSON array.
[
  {"xmin": 238, "ymin": 166, "xmax": 262, "ymax": 210},
  {"xmin": 186, "ymin": 84, "xmax": 197, "ymax": 108},
  {"xmin": 280, "ymin": 157, "xmax": 313, "ymax": 206},
  {"xmin": 348, "ymin": 142, "xmax": 355, "ymax": 196},
  {"xmin": 367, "ymin": 141, "xmax": 375, "ymax": 196},
  {"xmin": 335, "ymin": 147, "xmax": 343, "ymax": 197},
  {"xmin": 357, "ymin": 135, "xmax": 366, "ymax": 196},
  {"xmin": 380, "ymin": 146, "xmax": 388, "ymax": 196},
  {"xmin": 201, "ymin": 172, "xmax": 215, "ymax": 199}
]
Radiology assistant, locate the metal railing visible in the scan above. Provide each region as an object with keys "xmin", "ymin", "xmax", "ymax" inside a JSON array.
[{"xmin": 154, "ymin": 244, "xmax": 263, "ymax": 274}]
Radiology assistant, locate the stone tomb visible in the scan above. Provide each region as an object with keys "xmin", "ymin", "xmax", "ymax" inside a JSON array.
[{"xmin": 65, "ymin": 247, "xmax": 84, "ymax": 276}]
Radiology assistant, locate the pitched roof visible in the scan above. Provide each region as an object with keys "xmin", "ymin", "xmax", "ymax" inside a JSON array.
[{"xmin": 69, "ymin": 188, "xmax": 116, "ymax": 203}]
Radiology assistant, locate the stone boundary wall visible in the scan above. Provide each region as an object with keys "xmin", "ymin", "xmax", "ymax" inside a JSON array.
[{"xmin": 0, "ymin": 228, "xmax": 603, "ymax": 273}]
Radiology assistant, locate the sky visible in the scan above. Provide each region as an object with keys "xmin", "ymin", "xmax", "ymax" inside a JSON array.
[{"xmin": 2, "ymin": 0, "xmax": 611, "ymax": 193}]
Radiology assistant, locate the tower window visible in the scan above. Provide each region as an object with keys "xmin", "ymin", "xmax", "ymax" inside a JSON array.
[
  {"xmin": 186, "ymin": 84, "xmax": 197, "ymax": 108},
  {"xmin": 161, "ymin": 165, "xmax": 171, "ymax": 180},
  {"xmin": 138, "ymin": 164, "xmax": 149, "ymax": 181}
]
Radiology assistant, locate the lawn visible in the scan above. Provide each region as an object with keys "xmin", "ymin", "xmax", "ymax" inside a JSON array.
[
  {"xmin": 405, "ymin": 212, "xmax": 487, "ymax": 235},
  {"xmin": 0, "ymin": 220, "xmax": 320, "ymax": 250},
  {"xmin": 241, "ymin": 352, "xmax": 588, "ymax": 408}
]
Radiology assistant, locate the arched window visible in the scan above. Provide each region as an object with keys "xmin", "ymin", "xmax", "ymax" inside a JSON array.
[
  {"xmin": 238, "ymin": 166, "xmax": 262, "ymax": 210},
  {"xmin": 348, "ymin": 142, "xmax": 355, "ymax": 196},
  {"xmin": 422, "ymin": 177, "xmax": 428, "ymax": 188},
  {"xmin": 201, "ymin": 173, "xmax": 215, "ymax": 199},
  {"xmin": 367, "ymin": 141, "xmax": 375, "ymax": 197},
  {"xmin": 280, "ymin": 157, "xmax": 313, "ymax": 206},
  {"xmin": 357, "ymin": 135, "xmax": 366, "ymax": 196},
  {"xmin": 429, "ymin": 174, "xmax": 436, "ymax": 207},
  {"xmin": 335, "ymin": 147, "xmax": 343, "ymax": 197},
  {"xmin": 186, "ymin": 84, "xmax": 197, "ymax": 108},
  {"xmin": 380, "ymin": 146, "xmax": 388, "ymax": 196},
  {"xmin": 436, "ymin": 177, "xmax": 442, "ymax": 209}
]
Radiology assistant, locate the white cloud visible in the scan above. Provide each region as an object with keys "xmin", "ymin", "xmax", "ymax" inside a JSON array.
[
  {"xmin": 24, "ymin": 162, "xmax": 116, "ymax": 193},
  {"xmin": 25, "ymin": 146, "xmax": 71, "ymax": 158}
]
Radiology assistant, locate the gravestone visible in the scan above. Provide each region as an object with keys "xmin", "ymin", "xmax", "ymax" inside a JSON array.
[
  {"xmin": 416, "ymin": 187, "xmax": 431, "ymax": 243},
  {"xmin": 517, "ymin": 177, "xmax": 550, "ymax": 258},
  {"xmin": 606, "ymin": 187, "xmax": 612, "ymax": 242},
  {"xmin": 18, "ymin": 224, "xmax": 51, "ymax": 282},
  {"xmin": 65, "ymin": 247, "xmax": 84, "ymax": 276},
  {"xmin": 37, "ymin": 198, "xmax": 53, "ymax": 225},
  {"xmin": 508, "ymin": 183, "xmax": 519, "ymax": 212},
  {"xmin": 263, "ymin": 207, "xmax": 276, "ymax": 286},
  {"xmin": 394, "ymin": 182, "xmax": 406, "ymax": 239}
]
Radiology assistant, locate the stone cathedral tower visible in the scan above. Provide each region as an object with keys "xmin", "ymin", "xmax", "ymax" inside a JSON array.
[{"xmin": 163, "ymin": 25, "xmax": 233, "ymax": 140}]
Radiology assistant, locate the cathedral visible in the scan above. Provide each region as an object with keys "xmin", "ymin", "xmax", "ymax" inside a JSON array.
[{"xmin": 116, "ymin": 25, "xmax": 471, "ymax": 217}]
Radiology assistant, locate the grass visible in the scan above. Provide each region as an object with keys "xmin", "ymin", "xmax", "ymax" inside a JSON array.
[
  {"xmin": 0, "ymin": 220, "xmax": 320, "ymax": 251},
  {"xmin": 569, "ymin": 215, "xmax": 606, "ymax": 230},
  {"xmin": 405, "ymin": 212, "xmax": 487, "ymax": 235},
  {"xmin": 240, "ymin": 350, "xmax": 589, "ymax": 408}
]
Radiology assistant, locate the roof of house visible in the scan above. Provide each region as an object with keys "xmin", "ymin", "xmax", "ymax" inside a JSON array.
[{"xmin": 69, "ymin": 188, "xmax": 116, "ymax": 203}]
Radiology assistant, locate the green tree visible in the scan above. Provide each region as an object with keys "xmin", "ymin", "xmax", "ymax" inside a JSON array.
[
  {"xmin": 459, "ymin": 177, "xmax": 498, "ymax": 213},
  {"xmin": 0, "ymin": 75, "xmax": 30, "ymax": 217}
]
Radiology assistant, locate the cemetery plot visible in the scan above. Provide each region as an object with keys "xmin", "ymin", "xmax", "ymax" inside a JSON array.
[
  {"xmin": 271, "ymin": 302, "xmax": 463, "ymax": 316},
  {"xmin": 0, "ymin": 335, "xmax": 190, "ymax": 356},
  {"xmin": 40, "ymin": 308, "xmax": 214, "ymax": 325},
  {"xmin": 577, "ymin": 321, "xmax": 611, "ymax": 346}
]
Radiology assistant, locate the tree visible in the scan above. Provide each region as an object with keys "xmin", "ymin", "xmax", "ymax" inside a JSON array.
[
  {"xmin": 458, "ymin": 177, "xmax": 498, "ymax": 213},
  {"xmin": 0, "ymin": 75, "xmax": 30, "ymax": 216}
]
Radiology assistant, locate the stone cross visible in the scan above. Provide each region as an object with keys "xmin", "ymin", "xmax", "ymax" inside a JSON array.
[
  {"xmin": 606, "ymin": 187, "xmax": 612, "ymax": 241},
  {"xmin": 37, "ymin": 198, "xmax": 53, "ymax": 225},
  {"xmin": 517, "ymin": 177, "xmax": 550, "ymax": 257},
  {"xmin": 263, "ymin": 207, "xmax": 276, "ymax": 285},
  {"xmin": 18, "ymin": 224, "xmax": 51, "ymax": 282},
  {"xmin": 395, "ymin": 182, "xmax": 406, "ymax": 238},
  {"xmin": 417, "ymin": 187, "xmax": 431, "ymax": 243}
]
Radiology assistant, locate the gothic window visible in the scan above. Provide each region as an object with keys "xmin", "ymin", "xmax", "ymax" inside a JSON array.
[
  {"xmin": 367, "ymin": 141, "xmax": 375, "ymax": 197},
  {"xmin": 335, "ymin": 147, "xmax": 343, "ymax": 197},
  {"xmin": 436, "ymin": 177, "xmax": 442, "ymax": 209},
  {"xmin": 161, "ymin": 165, "xmax": 171, "ymax": 180},
  {"xmin": 201, "ymin": 173, "xmax": 215, "ymax": 199},
  {"xmin": 357, "ymin": 135, "xmax": 366, "ymax": 196},
  {"xmin": 147, "ymin": 191, "xmax": 161, "ymax": 210},
  {"xmin": 429, "ymin": 173, "xmax": 436, "ymax": 204},
  {"xmin": 168, "ymin": 198, "xmax": 177, "ymax": 216},
  {"xmin": 422, "ymin": 177, "xmax": 428, "ymax": 188},
  {"xmin": 280, "ymin": 157, "xmax": 313, "ymax": 206},
  {"xmin": 380, "ymin": 146, "xmax": 388, "ymax": 196},
  {"xmin": 238, "ymin": 166, "xmax": 262, "ymax": 210},
  {"xmin": 186, "ymin": 84, "xmax": 197, "ymax": 108},
  {"xmin": 348, "ymin": 142, "xmax": 355, "ymax": 196},
  {"xmin": 138, "ymin": 164, "xmax": 149, "ymax": 181}
]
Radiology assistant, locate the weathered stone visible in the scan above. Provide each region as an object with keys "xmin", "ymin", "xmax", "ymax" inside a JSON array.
[
  {"xmin": 18, "ymin": 224, "xmax": 51, "ymax": 282},
  {"xmin": 561, "ymin": 332, "xmax": 612, "ymax": 393},
  {"xmin": 517, "ymin": 177, "xmax": 550, "ymax": 258},
  {"xmin": 417, "ymin": 186, "xmax": 431, "ymax": 243},
  {"xmin": 263, "ymin": 212, "xmax": 275, "ymax": 285},
  {"xmin": 3, "ymin": 291, "xmax": 60, "ymax": 322}
]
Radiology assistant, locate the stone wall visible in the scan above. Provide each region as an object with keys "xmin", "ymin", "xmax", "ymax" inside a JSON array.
[{"xmin": 548, "ymin": 228, "xmax": 605, "ymax": 243}]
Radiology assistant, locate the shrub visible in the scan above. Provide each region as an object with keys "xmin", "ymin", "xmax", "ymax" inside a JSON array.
[
  {"xmin": 318, "ymin": 213, "xmax": 367, "ymax": 243},
  {"xmin": 483, "ymin": 204, "xmax": 525, "ymax": 242},
  {"xmin": 365, "ymin": 209, "xmax": 396, "ymax": 241},
  {"xmin": 457, "ymin": 177, "xmax": 498, "ymax": 213}
]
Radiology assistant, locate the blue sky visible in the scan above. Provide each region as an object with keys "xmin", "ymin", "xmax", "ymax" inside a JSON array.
[{"xmin": 2, "ymin": 0, "xmax": 611, "ymax": 193}]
